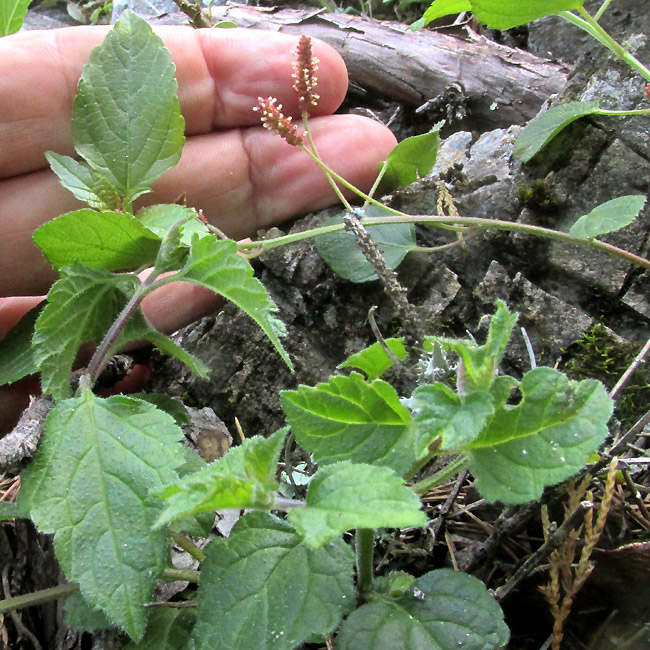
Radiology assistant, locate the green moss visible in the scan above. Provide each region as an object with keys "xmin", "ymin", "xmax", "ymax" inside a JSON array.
[
  {"xmin": 518, "ymin": 179, "xmax": 565, "ymax": 221},
  {"xmin": 561, "ymin": 324, "xmax": 650, "ymax": 429}
]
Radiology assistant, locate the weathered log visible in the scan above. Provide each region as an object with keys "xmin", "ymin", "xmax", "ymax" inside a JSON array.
[{"xmin": 155, "ymin": 4, "xmax": 568, "ymax": 129}]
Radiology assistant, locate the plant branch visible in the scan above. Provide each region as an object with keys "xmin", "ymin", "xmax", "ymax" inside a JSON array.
[
  {"xmin": 84, "ymin": 268, "xmax": 160, "ymax": 386},
  {"xmin": 411, "ymin": 454, "xmax": 469, "ymax": 494},
  {"xmin": 558, "ymin": 10, "xmax": 650, "ymax": 82},
  {"xmin": 239, "ymin": 213, "xmax": 650, "ymax": 271},
  {"xmin": 355, "ymin": 528, "xmax": 375, "ymax": 601}
]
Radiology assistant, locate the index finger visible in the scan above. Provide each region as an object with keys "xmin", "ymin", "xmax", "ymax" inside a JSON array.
[{"xmin": 0, "ymin": 26, "xmax": 348, "ymax": 178}]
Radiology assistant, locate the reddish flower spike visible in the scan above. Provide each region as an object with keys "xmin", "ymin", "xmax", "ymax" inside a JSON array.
[
  {"xmin": 292, "ymin": 35, "xmax": 320, "ymax": 113},
  {"xmin": 253, "ymin": 97, "xmax": 303, "ymax": 146}
]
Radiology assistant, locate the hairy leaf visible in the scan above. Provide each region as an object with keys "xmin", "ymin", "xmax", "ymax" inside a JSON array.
[
  {"xmin": 124, "ymin": 609, "xmax": 196, "ymax": 650},
  {"xmin": 0, "ymin": 0, "xmax": 30, "ymax": 36},
  {"xmin": 423, "ymin": 0, "xmax": 583, "ymax": 30},
  {"xmin": 314, "ymin": 205, "xmax": 416, "ymax": 283},
  {"xmin": 33, "ymin": 209, "xmax": 161, "ymax": 271},
  {"xmin": 190, "ymin": 512, "xmax": 355, "ymax": 650},
  {"xmin": 569, "ymin": 195, "xmax": 647, "ymax": 239},
  {"xmin": 432, "ymin": 300, "xmax": 517, "ymax": 394},
  {"xmin": 466, "ymin": 367, "xmax": 613, "ymax": 503},
  {"xmin": 71, "ymin": 11, "xmax": 185, "ymax": 206},
  {"xmin": 175, "ymin": 235, "xmax": 291, "ymax": 368},
  {"xmin": 64, "ymin": 592, "xmax": 114, "ymax": 634},
  {"xmin": 0, "ymin": 303, "xmax": 41, "ymax": 386},
  {"xmin": 0, "ymin": 501, "xmax": 28, "ymax": 521},
  {"xmin": 408, "ymin": 383, "xmax": 494, "ymax": 450},
  {"xmin": 288, "ymin": 462, "xmax": 426, "ymax": 548},
  {"xmin": 338, "ymin": 338, "xmax": 408, "ymax": 381},
  {"xmin": 138, "ymin": 204, "xmax": 211, "ymax": 245},
  {"xmin": 380, "ymin": 122, "xmax": 443, "ymax": 193},
  {"xmin": 20, "ymin": 392, "xmax": 185, "ymax": 640},
  {"xmin": 45, "ymin": 153, "xmax": 121, "ymax": 210},
  {"xmin": 154, "ymin": 430, "xmax": 286, "ymax": 528},
  {"xmin": 337, "ymin": 569, "xmax": 509, "ymax": 650},
  {"xmin": 281, "ymin": 372, "xmax": 417, "ymax": 476},
  {"xmin": 514, "ymin": 101, "xmax": 599, "ymax": 162},
  {"xmin": 33, "ymin": 264, "xmax": 138, "ymax": 401}
]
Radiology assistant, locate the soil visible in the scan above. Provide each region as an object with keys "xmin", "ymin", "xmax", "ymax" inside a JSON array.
[{"xmin": 2, "ymin": 0, "xmax": 650, "ymax": 648}]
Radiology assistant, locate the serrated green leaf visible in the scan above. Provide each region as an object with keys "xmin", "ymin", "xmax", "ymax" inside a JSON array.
[
  {"xmin": 409, "ymin": 383, "xmax": 494, "ymax": 450},
  {"xmin": 33, "ymin": 264, "xmax": 138, "ymax": 401},
  {"xmin": 0, "ymin": 303, "xmax": 42, "ymax": 386},
  {"xmin": 71, "ymin": 11, "xmax": 185, "ymax": 206},
  {"xmin": 175, "ymin": 235, "xmax": 291, "ymax": 369},
  {"xmin": 514, "ymin": 101, "xmax": 599, "ymax": 163},
  {"xmin": 0, "ymin": 0, "xmax": 30, "ymax": 36},
  {"xmin": 138, "ymin": 204, "xmax": 211, "ymax": 245},
  {"xmin": 124, "ymin": 608, "xmax": 196, "ymax": 650},
  {"xmin": 338, "ymin": 338, "xmax": 408, "ymax": 381},
  {"xmin": 33, "ymin": 209, "xmax": 161, "ymax": 271},
  {"xmin": 466, "ymin": 367, "xmax": 613, "ymax": 503},
  {"xmin": 190, "ymin": 512, "xmax": 355, "ymax": 650},
  {"xmin": 281, "ymin": 372, "xmax": 417, "ymax": 476},
  {"xmin": 64, "ymin": 592, "xmax": 114, "ymax": 634},
  {"xmin": 20, "ymin": 392, "xmax": 185, "ymax": 640},
  {"xmin": 289, "ymin": 462, "xmax": 426, "ymax": 548},
  {"xmin": 569, "ymin": 195, "xmax": 646, "ymax": 239},
  {"xmin": 423, "ymin": 0, "xmax": 583, "ymax": 30},
  {"xmin": 118, "ymin": 310, "xmax": 210, "ymax": 379},
  {"xmin": 431, "ymin": 300, "xmax": 517, "ymax": 394},
  {"xmin": 45, "ymin": 153, "xmax": 121, "ymax": 210},
  {"xmin": 315, "ymin": 205, "xmax": 416, "ymax": 283},
  {"xmin": 380, "ymin": 122, "xmax": 443, "ymax": 193},
  {"xmin": 154, "ymin": 431, "xmax": 286, "ymax": 528},
  {"xmin": 337, "ymin": 569, "xmax": 509, "ymax": 650}
]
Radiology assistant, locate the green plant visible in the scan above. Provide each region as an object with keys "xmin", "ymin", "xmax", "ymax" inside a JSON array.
[
  {"xmin": 0, "ymin": 0, "xmax": 30, "ymax": 36},
  {"xmin": 414, "ymin": 0, "xmax": 650, "ymax": 161},
  {"xmin": 0, "ymin": 11, "xmax": 645, "ymax": 649}
]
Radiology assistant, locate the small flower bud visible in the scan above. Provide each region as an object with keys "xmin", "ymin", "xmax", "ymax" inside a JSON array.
[
  {"xmin": 645, "ymin": 83, "xmax": 650, "ymax": 101},
  {"xmin": 253, "ymin": 97, "xmax": 303, "ymax": 146},
  {"xmin": 292, "ymin": 35, "xmax": 320, "ymax": 112}
]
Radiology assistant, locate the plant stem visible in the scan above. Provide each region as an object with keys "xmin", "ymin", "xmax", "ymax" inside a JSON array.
[
  {"xmin": 170, "ymin": 531, "xmax": 206, "ymax": 563},
  {"xmin": 355, "ymin": 528, "xmax": 375, "ymax": 601},
  {"xmin": 239, "ymin": 213, "xmax": 650, "ymax": 271},
  {"xmin": 302, "ymin": 113, "xmax": 354, "ymax": 212},
  {"xmin": 0, "ymin": 565, "xmax": 201, "ymax": 615},
  {"xmin": 0, "ymin": 582, "xmax": 79, "ymax": 614},
  {"xmin": 593, "ymin": 0, "xmax": 614, "ymax": 22},
  {"xmin": 558, "ymin": 10, "xmax": 650, "ymax": 82},
  {"xmin": 84, "ymin": 268, "xmax": 160, "ymax": 386},
  {"xmin": 411, "ymin": 454, "xmax": 469, "ymax": 495},
  {"xmin": 596, "ymin": 108, "xmax": 650, "ymax": 117}
]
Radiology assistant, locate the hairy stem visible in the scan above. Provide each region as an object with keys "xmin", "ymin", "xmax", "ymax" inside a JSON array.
[
  {"xmin": 239, "ymin": 213, "xmax": 650, "ymax": 271},
  {"xmin": 355, "ymin": 528, "xmax": 375, "ymax": 601}
]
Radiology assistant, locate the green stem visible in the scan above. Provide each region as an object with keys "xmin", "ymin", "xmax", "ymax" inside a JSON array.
[
  {"xmin": 596, "ymin": 108, "xmax": 650, "ymax": 117},
  {"xmin": 355, "ymin": 528, "xmax": 375, "ymax": 601},
  {"xmin": 0, "ymin": 566, "xmax": 200, "ymax": 616},
  {"xmin": 240, "ymin": 213, "xmax": 650, "ymax": 271},
  {"xmin": 558, "ymin": 10, "xmax": 650, "ymax": 82},
  {"xmin": 83, "ymin": 268, "xmax": 160, "ymax": 386},
  {"xmin": 0, "ymin": 583, "xmax": 79, "ymax": 615},
  {"xmin": 169, "ymin": 532, "xmax": 206, "ymax": 563},
  {"xmin": 594, "ymin": 0, "xmax": 614, "ymax": 22},
  {"xmin": 302, "ymin": 113, "xmax": 354, "ymax": 212},
  {"xmin": 411, "ymin": 454, "xmax": 469, "ymax": 495}
]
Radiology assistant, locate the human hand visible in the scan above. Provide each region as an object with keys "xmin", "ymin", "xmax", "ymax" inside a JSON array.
[{"xmin": 0, "ymin": 25, "xmax": 397, "ymax": 431}]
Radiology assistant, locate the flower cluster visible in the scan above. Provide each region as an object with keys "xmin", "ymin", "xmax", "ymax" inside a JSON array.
[
  {"xmin": 253, "ymin": 97, "xmax": 303, "ymax": 146},
  {"xmin": 292, "ymin": 35, "xmax": 320, "ymax": 113}
]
